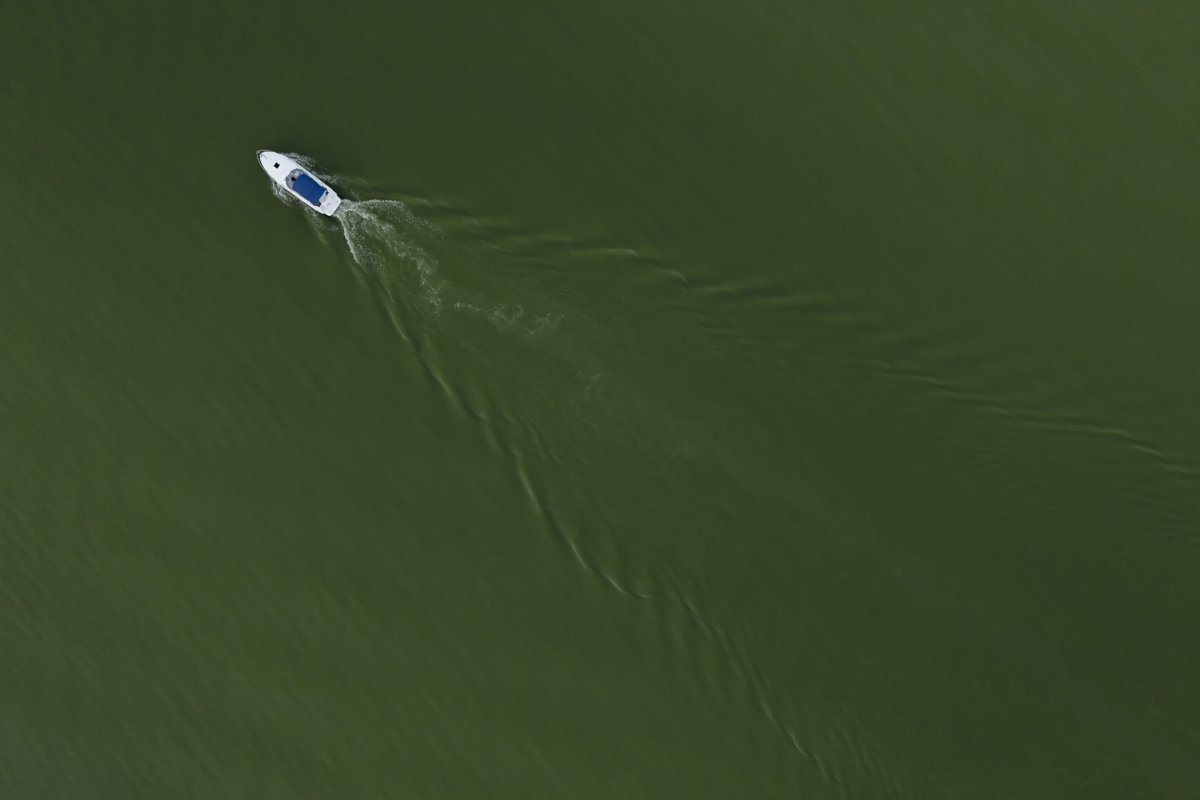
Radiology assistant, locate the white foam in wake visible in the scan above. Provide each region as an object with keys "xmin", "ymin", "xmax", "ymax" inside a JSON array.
[
  {"xmin": 334, "ymin": 198, "xmax": 562, "ymax": 336},
  {"xmin": 335, "ymin": 199, "xmax": 445, "ymax": 311}
]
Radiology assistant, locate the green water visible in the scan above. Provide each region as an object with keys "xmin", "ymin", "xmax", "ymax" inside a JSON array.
[{"xmin": 3, "ymin": 1, "xmax": 1200, "ymax": 796}]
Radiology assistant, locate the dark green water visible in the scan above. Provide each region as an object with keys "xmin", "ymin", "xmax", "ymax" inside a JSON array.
[{"xmin": 3, "ymin": 1, "xmax": 1200, "ymax": 796}]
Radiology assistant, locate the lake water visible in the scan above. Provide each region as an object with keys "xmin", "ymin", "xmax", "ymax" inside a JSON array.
[{"xmin": 3, "ymin": 1, "xmax": 1200, "ymax": 797}]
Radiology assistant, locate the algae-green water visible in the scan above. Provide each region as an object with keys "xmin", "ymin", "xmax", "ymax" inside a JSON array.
[{"xmin": 3, "ymin": 1, "xmax": 1200, "ymax": 796}]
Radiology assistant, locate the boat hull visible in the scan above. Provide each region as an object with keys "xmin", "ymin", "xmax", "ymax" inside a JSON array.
[{"xmin": 256, "ymin": 150, "xmax": 342, "ymax": 216}]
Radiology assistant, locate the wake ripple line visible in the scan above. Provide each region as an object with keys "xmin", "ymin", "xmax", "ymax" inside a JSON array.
[
  {"xmin": 495, "ymin": 433, "xmax": 899, "ymax": 797},
  {"xmin": 875, "ymin": 364, "xmax": 1200, "ymax": 491}
]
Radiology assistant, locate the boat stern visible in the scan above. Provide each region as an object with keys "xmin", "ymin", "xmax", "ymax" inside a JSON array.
[{"xmin": 317, "ymin": 194, "xmax": 343, "ymax": 216}]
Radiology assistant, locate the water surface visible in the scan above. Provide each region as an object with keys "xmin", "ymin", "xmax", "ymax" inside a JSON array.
[{"xmin": 3, "ymin": 1, "xmax": 1200, "ymax": 797}]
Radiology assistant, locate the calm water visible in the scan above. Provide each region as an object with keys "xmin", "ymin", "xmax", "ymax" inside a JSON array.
[{"xmin": 3, "ymin": 1, "xmax": 1200, "ymax": 797}]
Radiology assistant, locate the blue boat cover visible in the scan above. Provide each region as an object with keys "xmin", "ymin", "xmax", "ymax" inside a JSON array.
[{"xmin": 291, "ymin": 173, "xmax": 326, "ymax": 206}]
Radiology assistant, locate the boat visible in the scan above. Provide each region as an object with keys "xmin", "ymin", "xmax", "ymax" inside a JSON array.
[{"xmin": 256, "ymin": 150, "xmax": 342, "ymax": 216}]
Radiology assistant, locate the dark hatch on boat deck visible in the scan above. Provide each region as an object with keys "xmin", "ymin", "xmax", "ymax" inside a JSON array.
[{"xmin": 292, "ymin": 173, "xmax": 326, "ymax": 206}]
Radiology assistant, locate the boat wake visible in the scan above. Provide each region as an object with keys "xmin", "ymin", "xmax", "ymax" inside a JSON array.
[
  {"xmin": 335, "ymin": 199, "xmax": 446, "ymax": 312},
  {"xmin": 268, "ymin": 162, "xmax": 1200, "ymax": 797},
  {"xmin": 334, "ymin": 198, "xmax": 564, "ymax": 339}
]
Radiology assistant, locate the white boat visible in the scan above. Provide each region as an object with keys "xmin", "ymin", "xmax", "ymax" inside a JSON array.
[{"xmin": 256, "ymin": 150, "xmax": 342, "ymax": 216}]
